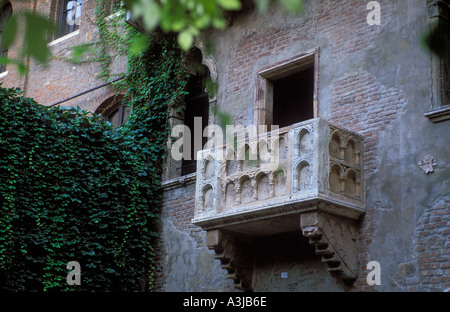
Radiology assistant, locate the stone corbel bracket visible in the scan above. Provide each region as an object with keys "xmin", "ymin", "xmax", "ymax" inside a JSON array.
[
  {"xmin": 206, "ymin": 230, "xmax": 254, "ymax": 291},
  {"xmin": 207, "ymin": 210, "xmax": 360, "ymax": 291},
  {"xmin": 300, "ymin": 211, "xmax": 359, "ymax": 284}
]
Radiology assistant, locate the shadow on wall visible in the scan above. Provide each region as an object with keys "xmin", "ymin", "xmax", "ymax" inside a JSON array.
[{"xmin": 160, "ymin": 219, "xmax": 234, "ymax": 292}]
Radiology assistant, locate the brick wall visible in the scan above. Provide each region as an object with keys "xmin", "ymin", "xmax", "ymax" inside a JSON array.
[
  {"xmin": 153, "ymin": 183, "xmax": 196, "ymax": 292},
  {"xmin": 1, "ymin": 0, "xmax": 124, "ymax": 112},
  {"xmin": 199, "ymin": 0, "xmax": 449, "ymax": 292},
  {"xmin": 329, "ymin": 70, "xmax": 407, "ymax": 174},
  {"xmin": 211, "ymin": 1, "xmax": 404, "ymax": 292},
  {"xmin": 410, "ymin": 199, "xmax": 450, "ymax": 291},
  {"xmin": 223, "ymin": 0, "xmax": 389, "ymax": 115},
  {"xmin": 154, "ymin": 180, "xmax": 196, "ymax": 291}
]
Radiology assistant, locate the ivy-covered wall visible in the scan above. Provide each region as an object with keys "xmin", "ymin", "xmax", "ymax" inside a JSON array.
[
  {"xmin": 0, "ymin": 86, "xmax": 154, "ymax": 291},
  {"xmin": 0, "ymin": 0, "xmax": 192, "ymax": 291},
  {"xmin": 0, "ymin": 31, "xmax": 188, "ymax": 290}
]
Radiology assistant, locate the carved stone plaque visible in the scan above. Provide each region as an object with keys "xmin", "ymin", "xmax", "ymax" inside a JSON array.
[{"xmin": 418, "ymin": 155, "xmax": 437, "ymax": 174}]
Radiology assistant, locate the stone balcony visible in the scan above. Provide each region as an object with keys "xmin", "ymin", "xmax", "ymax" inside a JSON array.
[{"xmin": 192, "ymin": 118, "xmax": 365, "ymax": 290}]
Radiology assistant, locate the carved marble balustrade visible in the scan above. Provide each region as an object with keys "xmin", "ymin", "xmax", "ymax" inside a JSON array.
[{"xmin": 192, "ymin": 118, "xmax": 365, "ymax": 290}]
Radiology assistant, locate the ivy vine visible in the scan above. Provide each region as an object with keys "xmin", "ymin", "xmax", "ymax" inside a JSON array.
[{"xmin": 0, "ymin": 1, "xmax": 189, "ymax": 292}]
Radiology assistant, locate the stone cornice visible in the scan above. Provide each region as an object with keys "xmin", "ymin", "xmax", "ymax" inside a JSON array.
[{"xmin": 162, "ymin": 172, "xmax": 197, "ymax": 191}]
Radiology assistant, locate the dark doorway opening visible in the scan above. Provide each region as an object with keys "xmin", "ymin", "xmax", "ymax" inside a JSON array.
[
  {"xmin": 272, "ymin": 67, "xmax": 314, "ymax": 129},
  {"xmin": 181, "ymin": 56, "xmax": 210, "ymax": 176}
]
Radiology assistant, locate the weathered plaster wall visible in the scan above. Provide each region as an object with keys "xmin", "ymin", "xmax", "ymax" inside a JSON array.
[
  {"xmin": 154, "ymin": 180, "xmax": 235, "ymax": 292},
  {"xmin": 157, "ymin": 0, "xmax": 449, "ymax": 292},
  {"xmin": 252, "ymin": 232, "xmax": 345, "ymax": 292}
]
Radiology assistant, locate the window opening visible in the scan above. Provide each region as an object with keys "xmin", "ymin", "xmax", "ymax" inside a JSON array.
[
  {"xmin": 272, "ymin": 67, "xmax": 314, "ymax": 128},
  {"xmin": 96, "ymin": 95, "xmax": 131, "ymax": 128},
  {"xmin": 105, "ymin": 104, "xmax": 131, "ymax": 127},
  {"xmin": 181, "ymin": 49, "xmax": 210, "ymax": 176},
  {"xmin": 425, "ymin": 0, "xmax": 450, "ymax": 122},
  {"xmin": 0, "ymin": 2, "xmax": 12, "ymax": 73},
  {"xmin": 255, "ymin": 50, "xmax": 318, "ymax": 130},
  {"xmin": 56, "ymin": 0, "xmax": 82, "ymax": 39}
]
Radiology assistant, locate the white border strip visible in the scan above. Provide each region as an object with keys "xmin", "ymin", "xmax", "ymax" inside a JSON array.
[{"xmin": 48, "ymin": 30, "xmax": 80, "ymax": 47}]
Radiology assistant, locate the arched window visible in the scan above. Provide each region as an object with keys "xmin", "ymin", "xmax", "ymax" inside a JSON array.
[
  {"xmin": 95, "ymin": 95, "xmax": 131, "ymax": 128},
  {"xmin": 0, "ymin": 2, "xmax": 12, "ymax": 73},
  {"xmin": 56, "ymin": 0, "xmax": 82, "ymax": 39}
]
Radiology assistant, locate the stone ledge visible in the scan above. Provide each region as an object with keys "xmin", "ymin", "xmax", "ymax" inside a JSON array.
[
  {"xmin": 425, "ymin": 104, "xmax": 450, "ymax": 123},
  {"xmin": 192, "ymin": 196, "xmax": 364, "ymax": 235},
  {"xmin": 162, "ymin": 172, "xmax": 197, "ymax": 191}
]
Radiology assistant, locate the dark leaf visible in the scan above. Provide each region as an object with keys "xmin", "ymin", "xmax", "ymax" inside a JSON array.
[
  {"xmin": 24, "ymin": 12, "xmax": 56, "ymax": 64},
  {"xmin": 2, "ymin": 14, "xmax": 18, "ymax": 50}
]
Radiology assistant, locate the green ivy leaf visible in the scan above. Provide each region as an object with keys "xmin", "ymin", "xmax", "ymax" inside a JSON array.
[
  {"xmin": 0, "ymin": 20, "xmax": 186, "ymax": 292},
  {"xmin": 132, "ymin": 0, "xmax": 161, "ymax": 31},
  {"xmin": 178, "ymin": 30, "xmax": 194, "ymax": 51},
  {"xmin": 254, "ymin": 0, "xmax": 270, "ymax": 13},
  {"xmin": 216, "ymin": 0, "xmax": 242, "ymax": 11},
  {"xmin": 24, "ymin": 12, "xmax": 56, "ymax": 64},
  {"xmin": 129, "ymin": 34, "xmax": 151, "ymax": 56},
  {"xmin": 279, "ymin": 0, "xmax": 304, "ymax": 14},
  {"xmin": 71, "ymin": 45, "xmax": 97, "ymax": 62},
  {"xmin": 2, "ymin": 14, "xmax": 18, "ymax": 50}
]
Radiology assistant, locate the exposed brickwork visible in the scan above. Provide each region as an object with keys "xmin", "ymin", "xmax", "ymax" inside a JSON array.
[
  {"xmin": 225, "ymin": 0, "xmax": 389, "ymax": 97},
  {"xmin": 161, "ymin": 184, "xmax": 205, "ymax": 248},
  {"xmin": 154, "ymin": 0, "xmax": 447, "ymax": 293},
  {"xmin": 313, "ymin": 0, "xmax": 389, "ymax": 58},
  {"xmin": 153, "ymin": 183, "xmax": 203, "ymax": 291},
  {"xmin": 410, "ymin": 199, "xmax": 450, "ymax": 291},
  {"xmin": 352, "ymin": 206, "xmax": 378, "ymax": 291},
  {"xmin": 1, "ymin": 0, "xmax": 122, "ymax": 112},
  {"xmin": 328, "ymin": 71, "xmax": 407, "ymax": 291},
  {"xmin": 329, "ymin": 71, "xmax": 406, "ymax": 174}
]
